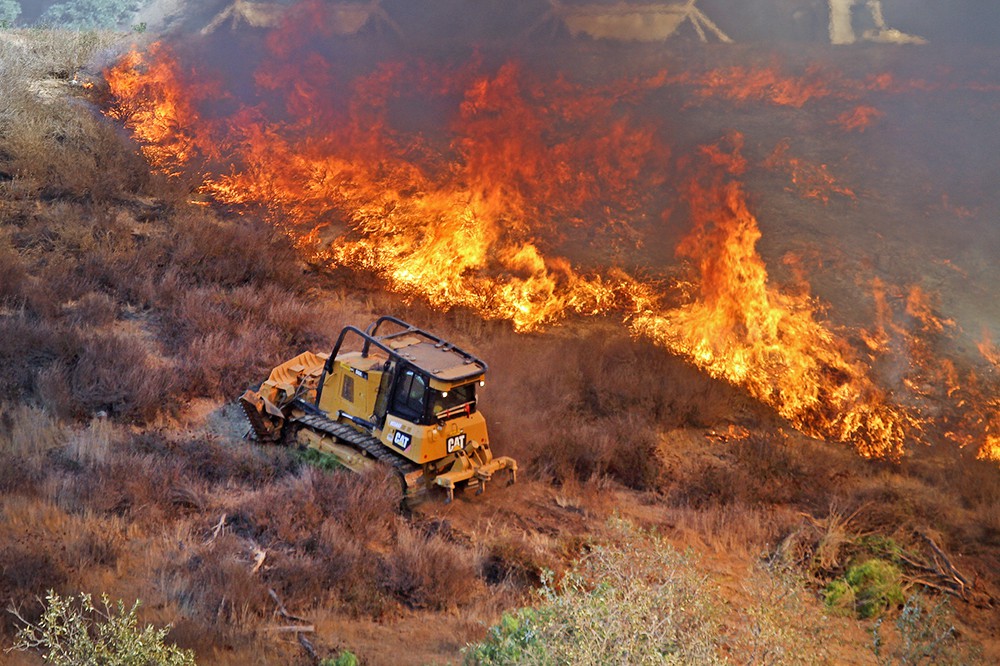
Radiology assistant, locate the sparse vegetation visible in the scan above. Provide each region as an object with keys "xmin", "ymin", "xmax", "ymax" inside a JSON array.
[
  {"xmin": 0, "ymin": 1, "xmax": 20, "ymax": 26},
  {"xmin": 871, "ymin": 594, "xmax": 966, "ymax": 666}
]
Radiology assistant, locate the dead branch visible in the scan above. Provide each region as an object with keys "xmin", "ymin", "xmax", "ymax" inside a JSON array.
[
  {"xmin": 904, "ymin": 577, "xmax": 965, "ymax": 599},
  {"xmin": 268, "ymin": 588, "xmax": 309, "ymax": 623},
  {"xmin": 914, "ymin": 533, "xmax": 970, "ymax": 600},
  {"xmin": 251, "ymin": 546, "xmax": 267, "ymax": 573},
  {"xmin": 298, "ymin": 632, "xmax": 319, "ymax": 663},
  {"xmin": 263, "ymin": 624, "xmax": 315, "ymax": 633},
  {"xmin": 918, "ymin": 531, "xmax": 971, "ymax": 589},
  {"xmin": 207, "ymin": 513, "xmax": 226, "ymax": 543}
]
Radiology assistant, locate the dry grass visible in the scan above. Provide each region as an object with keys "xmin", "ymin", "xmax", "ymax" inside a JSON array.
[{"xmin": 664, "ymin": 503, "xmax": 797, "ymax": 557}]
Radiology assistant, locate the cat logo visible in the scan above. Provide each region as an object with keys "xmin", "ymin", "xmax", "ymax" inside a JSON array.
[
  {"xmin": 392, "ymin": 430, "xmax": 412, "ymax": 451},
  {"xmin": 446, "ymin": 433, "xmax": 466, "ymax": 453}
]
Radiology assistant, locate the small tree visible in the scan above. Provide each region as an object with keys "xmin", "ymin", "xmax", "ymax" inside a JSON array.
[
  {"xmin": 39, "ymin": 0, "xmax": 141, "ymax": 29},
  {"xmin": 872, "ymin": 594, "xmax": 966, "ymax": 666},
  {"xmin": 10, "ymin": 590, "xmax": 196, "ymax": 666},
  {"xmin": 0, "ymin": 0, "xmax": 21, "ymax": 27}
]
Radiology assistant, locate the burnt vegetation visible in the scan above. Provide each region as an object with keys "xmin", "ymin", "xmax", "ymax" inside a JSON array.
[{"xmin": 0, "ymin": 28, "xmax": 998, "ymax": 666}]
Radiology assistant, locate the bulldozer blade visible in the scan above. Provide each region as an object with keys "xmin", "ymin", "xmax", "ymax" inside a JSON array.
[{"xmin": 239, "ymin": 390, "xmax": 282, "ymax": 443}]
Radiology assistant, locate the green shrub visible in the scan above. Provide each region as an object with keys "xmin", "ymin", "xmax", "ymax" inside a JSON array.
[
  {"xmin": 468, "ymin": 518, "xmax": 835, "ymax": 665},
  {"xmin": 858, "ymin": 535, "xmax": 903, "ymax": 561},
  {"xmin": 298, "ymin": 446, "xmax": 344, "ymax": 471},
  {"xmin": 825, "ymin": 558, "xmax": 904, "ymax": 619},
  {"xmin": 465, "ymin": 609, "xmax": 542, "ymax": 665},
  {"xmin": 11, "ymin": 590, "xmax": 196, "ymax": 665},
  {"xmin": 823, "ymin": 578, "xmax": 856, "ymax": 616},
  {"xmin": 321, "ymin": 651, "xmax": 359, "ymax": 666},
  {"xmin": 847, "ymin": 559, "xmax": 904, "ymax": 619}
]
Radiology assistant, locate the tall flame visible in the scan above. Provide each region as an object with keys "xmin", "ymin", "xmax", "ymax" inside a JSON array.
[{"xmin": 632, "ymin": 135, "xmax": 910, "ymax": 458}]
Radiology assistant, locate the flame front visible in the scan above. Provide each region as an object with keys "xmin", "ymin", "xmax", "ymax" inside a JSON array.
[
  {"xmin": 632, "ymin": 135, "xmax": 910, "ymax": 458},
  {"xmin": 104, "ymin": 30, "xmax": 1000, "ymax": 461}
]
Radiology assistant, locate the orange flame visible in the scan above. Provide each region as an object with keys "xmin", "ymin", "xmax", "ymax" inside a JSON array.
[
  {"xmin": 108, "ymin": 40, "xmax": 1000, "ymax": 462},
  {"xmin": 105, "ymin": 45, "xmax": 218, "ymax": 176},
  {"xmin": 834, "ymin": 105, "xmax": 884, "ymax": 132},
  {"xmin": 679, "ymin": 64, "xmax": 840, "ymax": 108},
  {"xmin": 764, "ymin": 139, "xmax": 856, "ymax": 204},
  {"xmin": 977, "ymin": 331, "xmax": 1000, "ymax": 369},
  {"xmin": 632, "ymin": 135, "xmax": 909, "ymax": 458}
]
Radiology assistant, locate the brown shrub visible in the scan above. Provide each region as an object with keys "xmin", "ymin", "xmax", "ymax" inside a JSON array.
[
  {"xmin": 382, "ymin": 524, "xmax": 481, "ymax": 610},
  {"xmin": 0, "ymin": 312, "xmax": 69, "ymax": 401},
  {"xmin": 4, "ymin": 85, "xmax": 147, "ymax": 202},
  {"xmin": 728, "ymin": 432, "xmax": 808, "ymax": 505},
  {"xmin": 164, "ymin": 532, "xmax": 271, "ymax": 631},
  {"xmin": 177, "ymin": 330, "xmax": 283, "ymax": 398},
  {"xmin": 234, "ymin": 466, "xmax": 400, "ymax": 548},
  {"xmin": 670, "ymin": 456, "xmax": 746, "ymax": 508},
  {"xmin": 0, "ymin": 235, "xmax": 27, "ymax": 304},
  {"xmin": 165, "ymin": 284, "xmax": 334, "ymax": 397},
  {"xmin": 157, "ymin": 433, "xmax": 298, "ymax": 487},
  {"xmin": 848, "ymin": 471, "xmax": 954, "ymax": 535},
  {"xmin": 67, "ymin": 525, "xmax": 123, "ymax": 569},
  {"xmin": 602, "ymin": 415, "xmax": 666, "ymax": 490},
  {"xmin": 167, "ymin": 211, "xmax": 305, "ymax": 290},
  {"xmin": 50, "ymin": 450, "xmax": 184, "ymax": 520},
  {"xmin": 63, "ymin": 329, "xmax": 173, "ymax": 421},
  {"xmin": 664, "ymin": 503, "xmax": 796, "ymax": 557},
  {"xmin": 60, "ymin": 291, "xmax": 118, "ymax": 328},
  {"xmin": 0, "ymin": 545, "xmax": 67, "ymax": 637},
  {"xmin": 483, "ymin": 326, "xmax": 770, "ymax": 489},
  {"xmin": 0, "ymin": 404, "xmax": 67, "ymax": 460},
  {"xmin": 519, "ymin": 414, "xmax": 664, "ymax": 490},
  {"xmin": 232, "ymin": 468, "xmax": 329, "ymax": 547},
  {"xmin": 903, "ymin": 445, "xmax": 1000, "ymax": 513},
  {"xmin": 265, "ymin": 527, "xmax": 386, "ymax": 615},
  {"xmin": 314, "ymin": 519, "xmax": 387, "ymax": 613},
  {"xmin": 319, "ymin": 466, "xmax": 404, "ymax": 536},
  {"xmin": 478, "ymin": 530, "xmax": 562, "ymax": 588}
]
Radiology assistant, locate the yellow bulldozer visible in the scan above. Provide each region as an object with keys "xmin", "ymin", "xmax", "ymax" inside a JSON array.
[{"xmin": 239, "ymin": 316, "xmax": 517, "ymax": 502}]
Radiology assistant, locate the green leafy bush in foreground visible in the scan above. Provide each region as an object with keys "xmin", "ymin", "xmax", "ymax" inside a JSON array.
[
  {"xmin": 11, "ymin": 590, "xmax": 195, "ymax": 665},
  {"xmin": 466, "ymin": 518, "xmax": 831, "ymax": 665}
]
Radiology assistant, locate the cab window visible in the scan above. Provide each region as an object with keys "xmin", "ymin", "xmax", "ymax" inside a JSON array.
[
  {"xmin": 392, "ymin": 368, "xmax": 428, "ymax": 421},
  {"xmin": 431, "ymin": 382, "xmax": 477, "ymax": 420}
]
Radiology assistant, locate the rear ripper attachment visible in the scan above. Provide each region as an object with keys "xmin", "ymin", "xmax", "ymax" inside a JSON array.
[{"xmin": 239, "ymin": 316, "xmax": 517, "ymax": 503}]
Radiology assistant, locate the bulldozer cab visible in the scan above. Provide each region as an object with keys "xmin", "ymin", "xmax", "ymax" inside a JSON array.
[
  {"xmin": 317, "ymin": 316, "xmax": 486, "ymax": 429},
  {"xmin": 390, "ymin": 365, "xmax": 479, "ymax": 426}
]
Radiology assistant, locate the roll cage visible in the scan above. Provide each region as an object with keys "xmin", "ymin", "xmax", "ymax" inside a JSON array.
[{"xmin": 315, "ymin": 316, "xmax": 487, "ymax": 424}]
